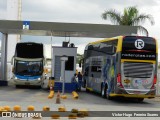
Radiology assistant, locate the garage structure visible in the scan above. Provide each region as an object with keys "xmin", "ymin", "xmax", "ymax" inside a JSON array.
[
  {"xmin": 52, "ymin": 45, "xmax": 77, "ymax": 82},
  {"xmin": 0, "ymin": 20, "xmax": 138, "ymax": 86}
]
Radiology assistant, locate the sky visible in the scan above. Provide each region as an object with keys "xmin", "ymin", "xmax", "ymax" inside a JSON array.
[{"xmin": 0, "ymin": 0, "xmax": 160, "ymax": 55}]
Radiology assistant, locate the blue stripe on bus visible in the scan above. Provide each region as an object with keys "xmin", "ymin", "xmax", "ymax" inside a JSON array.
[{"xmin": 15, "ymin": 75, "xmax": 41, "ymax": 80}]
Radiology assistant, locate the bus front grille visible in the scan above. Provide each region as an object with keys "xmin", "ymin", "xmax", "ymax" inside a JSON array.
[{"xmin": 123, "ymin": 62, "xmax": 153, "ymax": 78}]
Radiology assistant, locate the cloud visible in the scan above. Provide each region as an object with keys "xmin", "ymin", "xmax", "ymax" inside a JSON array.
[
  {"xmin": 21, "ymin": 0, "xmax": 160, "ymax": 39},
  {"xmin": 22, "ymin": 0, "xmax": 106, "ymax": 24},
  {"xmin": 0, "ymin": 0, "xmax": 6, "ymax": 19},
  {"xmin": 0, "ymin": 0, "xmax": 6, "ymax": 10},
  {"xmin": 76, "ymin": 43, "xmax": 86, "ymax": 54},
  {"xmin": 1, "ymin": 0, "xmax": 160, "ymax": 61}
]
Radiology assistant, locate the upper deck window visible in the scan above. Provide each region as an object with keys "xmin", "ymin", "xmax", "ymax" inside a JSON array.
[{"xmin": 121, "ymin": 36, "xmax": 156, "ymax": 60}]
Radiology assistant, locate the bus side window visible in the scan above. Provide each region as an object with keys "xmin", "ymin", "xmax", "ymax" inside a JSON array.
[
  {"xmin": 112, "ymin": 46, "xmax": 116, "ymax": 54},
  {"xmin": 84, "ymin": 67, "xmax": 89, "ymax": 76},
  {"xmin": 116, "ymin": 54, "xmax": 118, "ymax": 62},
  {"xmin": 84, "ymin": 71, "xmax": 88, "ymax": 76},
  {"xmin": 100, "ymin": 40, "xmax": 118, "ymax": 54},
  {"xmin": 91, "ymin": 74, "xmax": 94, "ymax": 77}
]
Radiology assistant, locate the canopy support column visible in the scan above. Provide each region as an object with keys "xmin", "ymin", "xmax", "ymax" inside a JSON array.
[{"xmin": 0, "ymin": 33, "xmax": 8, "ymax": 86}]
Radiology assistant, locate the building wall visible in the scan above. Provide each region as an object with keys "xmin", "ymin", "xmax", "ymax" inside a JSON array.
[{"xmin": 52, "ymin": 47, "xmax": 77, "ymax": 83}]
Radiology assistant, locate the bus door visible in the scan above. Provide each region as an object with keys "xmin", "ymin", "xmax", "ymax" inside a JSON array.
[{"xmin": 90, "ymin": 57, "xmax": 102, "ymax": 91}]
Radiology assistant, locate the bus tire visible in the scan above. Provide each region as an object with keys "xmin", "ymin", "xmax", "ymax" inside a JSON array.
[
  {"xmin": 83, "ymin": 79, "xmax": 86, "ymax": 88},
  {"xmin": 106, "ymin": 94, "xmax": 112, "ymax": 100},
  {"xmin": 15, "ymin": 85, "xmax": 20, "ymax": 88},
  {"xmin": 86, "ymin": 88, "xmax": 89, "ymax": 92},
  {"xmin": 41, "ymin": 81, "xmax": 44, "ymax": 89},
  {"xmin": 101, "ymin": 85, "xmax": 106, "ymax": 98},
  {"xmin": 106, "ymin": 86, "xmax": 112, "ymax": 100},
  {"xmin": 137, "ymin": 98, "xmax": 144, "ymax": 102}
]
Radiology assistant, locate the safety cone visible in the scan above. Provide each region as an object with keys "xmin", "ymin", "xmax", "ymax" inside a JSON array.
[{"xmin": 56, "ymin": 91, "xmax": 61, "ymax": 104}]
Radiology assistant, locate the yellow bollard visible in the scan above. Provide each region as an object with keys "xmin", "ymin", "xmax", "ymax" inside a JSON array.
[
  {"xmin": 71, "ymin": 109, "xmax": 78, "ymax": 113},
  {"xmin": 13, "ymin": 105, "xmax": 21, "ymax": 111},
  {"xmin": 72, "ymin": 91, "xmax": 79, "ymax": 99},
  {"xmin": 61, "ymin": 95, "xmax": 67, "ymax": 99},
  {"xmin": 68, "ymin": 113, "xmax": 77, "ymax": 119},
  {"xmin": 43, "ymin": 106, "xmax": 50, "ymax": 111},
  {"xmin": 3, "ymin": 106, "xmax": 11, "ymax": 111},
  {"xmin": 51, "ymin": 114, "xmax": 60, "ymax": 119},
  {"xmin": 0, "ymin": 107, "xmax": 5, "ymax": 115},
  {"xmin": 77, "ymin": 112, "xmax": 85, "ymax": 118},
  {"xmin": 78, "ymin": 109, "xmax": 89, "ymax": 116},
  {"xmin": 58, "ymin": 106, "xmax": 66, "ymax": 112},
  {"xmin": 13, "ymin": 105, "xmax": 22, "ymax": 118},
  {"xmin": 0, "ymin": 107, "xmax": 4, "ymax": 111},
  {"xmin": 50, "ymin": 91, "xmax": 54, "ymax": 96},
  {"xmin": 27, "ymin": 105, "xmax": 35, "ymax": 111},
  {"xmin": 48, "ymin": 90, "xmax": 54, "ymax": 99},
  {"xmin": 48, "ymin": 77, "xmax": 55, "ymax": 89}
]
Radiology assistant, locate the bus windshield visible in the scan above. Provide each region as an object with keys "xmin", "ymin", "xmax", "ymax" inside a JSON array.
[
  {"xmin": 121, "ymin": 36, "xmax": 156, "ymax": 60},
  {"xmin": 15, "ymin": 60, "xmax": 43, "ymax": 76}
]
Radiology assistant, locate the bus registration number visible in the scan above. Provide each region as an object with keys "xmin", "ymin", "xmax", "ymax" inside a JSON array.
[
  {"xmin": 25, "ymin": 82, "xmax": 30, "ymax": 85},
  {"xmin": 135, "ymin": 80, "xmax": 148, "ymax": 86}
]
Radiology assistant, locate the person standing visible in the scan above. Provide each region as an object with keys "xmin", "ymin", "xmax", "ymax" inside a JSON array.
[
  {"xmin": 77, "ymin": 72, "xmax": 82, "ymax": 91},
  {"xmin": 71, "ymin": 73, "xmax": 78, "ymax": 91},
  {"xmin": 71, "ymin": 73, "xmax": 77, "ymax": 83}
]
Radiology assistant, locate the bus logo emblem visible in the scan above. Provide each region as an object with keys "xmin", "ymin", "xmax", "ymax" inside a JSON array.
[{"xmin": 135, "ymin": 39, "xmax": 144, "ymax": 49}]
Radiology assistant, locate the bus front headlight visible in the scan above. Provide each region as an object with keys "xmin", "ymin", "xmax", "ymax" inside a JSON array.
[
  {"xmin": 38, "ymin": 78, "xmax": 41, "ymax": 81},
  {"xmin": 15, "ymin": 77, "xmax": 18, "ymax": 80}
]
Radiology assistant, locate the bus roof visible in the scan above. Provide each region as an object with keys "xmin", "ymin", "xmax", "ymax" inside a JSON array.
[
  {"xmin": 88, "ymin": 35, "xmax": 156, "ymax": 45},
  {"xmin": 88, "ymin": 36, "xmax": 123, "ymax": 45},
  {"xmin": 15, "ymin": 42, "xmax": 44, "ymax": 58}
]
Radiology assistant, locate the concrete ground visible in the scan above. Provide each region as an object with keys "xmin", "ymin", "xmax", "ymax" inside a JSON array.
[{"xmin": 0, "ymin": 82, "xmax": 160, "ymax": 120}]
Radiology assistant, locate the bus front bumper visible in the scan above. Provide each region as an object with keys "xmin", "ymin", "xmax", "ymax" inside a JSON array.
[
  {"xmin": 109, "ymin": 93, "xmax": 155, "ymax": 98},
  {"xmin": 13, "ymin": 79, "xmax": 42, "ymax": 86},
  {"xmin": 112, "ymin": 87, "xmax": 156, "ymax": 99}
]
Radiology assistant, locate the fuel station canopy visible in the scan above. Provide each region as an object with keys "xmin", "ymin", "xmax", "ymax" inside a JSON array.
[{"xmin": 0, "ymin": 20, "xmax": 138, "ymax": 84}]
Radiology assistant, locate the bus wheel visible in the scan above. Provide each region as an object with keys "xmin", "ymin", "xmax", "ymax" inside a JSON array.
[
  {"xmin": 106, "ymin": 88, "xmax": 112, "ymax": 100},
  {"xmin": 15, "ymin": 85, "xmax": 20, "ymax": 88},
  {"xmin": 106, "ymin": 94, "xmax": 112, "ymax": 100},
  {"xmin": 40, "ymin": 82, "xmax": 44, "ymax": 89},
  {"xmin": 137, "ymin": 98, "xmax": 144, "ymax": 102},
  {"xmin": 101, "ymin": 85, "xmax": 106, "ymax": 98},
  {"xmin": 86, "ymin": 88, "xmax": 89, "ymax": 92}
]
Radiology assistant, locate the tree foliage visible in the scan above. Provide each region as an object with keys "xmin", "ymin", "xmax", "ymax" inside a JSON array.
[{"xmin": 102, "ymin": 6, "xmax": 154, "ymax": 36}]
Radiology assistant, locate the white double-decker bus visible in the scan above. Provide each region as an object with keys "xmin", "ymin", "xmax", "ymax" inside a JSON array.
[{"xmin": 12, "ymin": 42, "xmax": 45, "ymax": 88}]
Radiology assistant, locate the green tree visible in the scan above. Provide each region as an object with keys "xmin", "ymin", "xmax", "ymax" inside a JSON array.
[
  {"xmin": 102, "ymin": 6, "xmax": 154, "ymax": 36},
  {"xmin": 76, "ymin": 54, "xmax": 84, "ymax": 64}
]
